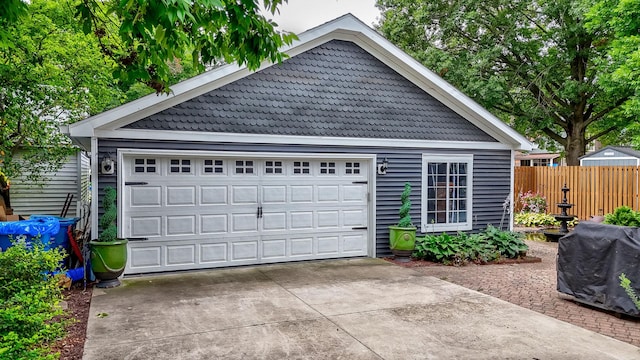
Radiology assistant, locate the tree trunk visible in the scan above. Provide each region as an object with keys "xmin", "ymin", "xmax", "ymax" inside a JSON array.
[{"xmin": 565, "ymin": 124, "xmax": 587, "ymax": 166}]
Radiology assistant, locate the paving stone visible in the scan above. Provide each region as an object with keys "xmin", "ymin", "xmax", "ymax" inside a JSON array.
[{"xmin": 410, "ymin": 240, "xmax": 640, "ymax": 347}]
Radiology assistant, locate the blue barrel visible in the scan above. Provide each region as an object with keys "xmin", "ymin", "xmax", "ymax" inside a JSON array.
[
  {"xmin": 29, "ymin": 215, "xmax": 79, "ymax": 252},
  {"xmin": 0, "ymin": 217, "xmax": 60, "ymax": 251}
]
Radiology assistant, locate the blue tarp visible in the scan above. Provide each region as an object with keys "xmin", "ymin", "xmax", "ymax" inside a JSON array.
[{"xmin": 0, "ymin": 216, "xmax": 60, "ymax": 237}]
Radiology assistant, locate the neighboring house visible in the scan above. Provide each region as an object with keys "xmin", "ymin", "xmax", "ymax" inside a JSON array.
[
  {"xmin": 10, "ymin": 152, "xmax": 90, "ymax": 223},
  {"xmin": 580, "ymin": 146, "xmax": 640, "ymax": 166},
  {"xmin": 65, "ymin": 15, "xmax": 532, "ymax": 275},
  {"xmin": 515, "ymin": 150, "xmax": 561, "ymax": 167}
]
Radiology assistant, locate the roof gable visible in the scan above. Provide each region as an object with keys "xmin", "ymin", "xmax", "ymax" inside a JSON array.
[
  {"xmin": 67, "ymin": 14, "xmax": 532, "ymax": 151},
  {"xmin": 580, "ymin": 146, "xmax": 640, "ymax": 160},
  {"xmin": 125, "ymin": 40, "xmax": 496, "ymax": 142}
]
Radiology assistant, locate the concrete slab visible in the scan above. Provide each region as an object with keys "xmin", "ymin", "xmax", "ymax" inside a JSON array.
[{"xmin": 84, "ymin": 258, "xmax": 640, "ymax": 359}]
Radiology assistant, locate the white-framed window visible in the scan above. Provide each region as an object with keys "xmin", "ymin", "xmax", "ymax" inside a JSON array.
[{"xmin": 421, "ymin": 154, "xmax": 473, "ymax": 232}]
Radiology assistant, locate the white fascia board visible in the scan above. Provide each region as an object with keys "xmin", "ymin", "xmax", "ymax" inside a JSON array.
[{"xmin": 95, "ymin": 128, "xmax": 512, "ymax": 150}]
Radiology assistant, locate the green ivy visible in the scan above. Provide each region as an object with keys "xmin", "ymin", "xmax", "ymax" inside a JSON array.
[{"xmin": 0, "ymin": 239, "xmax": 67, "ymax": 359}]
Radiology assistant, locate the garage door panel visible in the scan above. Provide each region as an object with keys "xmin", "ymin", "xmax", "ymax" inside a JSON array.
[
  {"xmin": 232, "ymin": 241, "xmax": 259, "ymax": 261},
  {"xmin": 262, "ymin": 212, "xmax": 286, "ymax": 230},
  {"xmin": 166, "ymin": 245, "xmax": 196, "ymax": 265},
  {"xmin": 201, "ymin": 214, "xmax": 228, "ymax": 233},
  {"xmin": 317, "ymin": 211, "xmax": 340, "ymax": 228},
  {"xmin": 166, "ymin": 216, "xmax": 196, "ymax": 235},
  {"xmin": 317, "ymin": 185, "xmax": 339, "ymax": 202},
  {"xmin": 201, "ymin": 186, "xmax": 227, "ymax": 205},
  {"xmin": 130, "ymin": 186, "xmax": 162, "ymax": 207},
  {"xmin": 232, "ymin": 185, "xmax": 258, "ymax": 204},
  {"xmin": 123, "ymin": 155, "xmax": 370, "ymax": 274},
  {"xmin": 262, "ymin": 239, "xmax": 287, "ymax": 259},
  {"xmin": 231, "ymin": 213, "xmax": 259, "ymax": 232},
  {"xmin": 343, "ymin": 209, "xmax": 366, "ymax": 227},
  {"xmin": 290, "ymin": 237, "xmax": 314, "ymax": 256},
  {"xmin": 200, "ymin": 243, "xmax": 227, "ymax": 263},
  {"xmin": 166, "ymin": 186, "xmax": 196, "ymax": 206},
  {"xmin": 263, "ymin": 186, "xmax": 286, "ymax": 203},
  {"xmin": 130, "ymin": 216, "xmax": 162, "ymax": 237},
  {"xmin": 291, "ymin": 185, "xmax": 313, "ymax": 202},
  {"xmin": 318, "ymin": 236, "xmax": 339, "ymax": 254},
  {"xmin": 129, "ymin": 246, "xmax": 162, "ymax": 268},
  {"xmin": 290, "ymin": 211, "xmax": 313, "ymax": 229}
]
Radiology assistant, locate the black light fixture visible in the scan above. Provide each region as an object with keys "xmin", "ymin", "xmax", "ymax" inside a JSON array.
[{"xmin": 377, "ymin": 157, "xmax": 388, "ymax": 175}]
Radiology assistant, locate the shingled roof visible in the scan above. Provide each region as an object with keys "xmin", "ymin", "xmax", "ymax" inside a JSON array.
[{"xmin": 66, "ymin": 14, "xmax": 532, "ymax": 151}]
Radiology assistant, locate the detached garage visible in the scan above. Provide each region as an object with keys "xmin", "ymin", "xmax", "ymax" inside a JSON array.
[{"xmin": 66, "ymin": 14, "xmax": 531, "ymax": 275}]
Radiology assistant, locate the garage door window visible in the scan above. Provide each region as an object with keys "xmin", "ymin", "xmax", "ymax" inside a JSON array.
[
  {"xmin": 320, "ymin": 162, "xmax": 336, "ymax": 174},
  {"xmin": 293, "ymin": 161, "xmax": 310, "ymax": 174},
  {"xmin": 235, "ymin": 160, "xmax": 254, "ymax": 174},
  {"xmin": 203, "ymin": 159, "xmax": 224, "ymax": 174},
  {"xmin": 170, "ymin": 159, "xmax": 191, "ymax": 173},
  {"xmin": 421, "ymin": 154, "xmax": 473, "ymax": 232},
  {"xmin": 265, "ymin": 161, "xmax": 283, "ymax": 174},
  {"xmin": 345, "ymin": 162, "xmax": 360, "ymax": 174},
  {"xmin": 134, "ymin": 158, "xmax": 157, "ymax": 173}
]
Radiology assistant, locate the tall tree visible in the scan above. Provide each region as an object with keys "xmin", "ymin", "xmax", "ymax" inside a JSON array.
[
  {"xmin": 0, "ymin": 0, "xmax": 124, "ymax": 184},
  {"xmin": 377, "ymin": 0, "xmax": 637, "ymax": 165},
  {"xmin": 1, "ymin": 0, "xmax": 294, "ymax": 184},
  {"xmin": 585, "ymin": 0, "xmax": 640, "ymax": 147}
]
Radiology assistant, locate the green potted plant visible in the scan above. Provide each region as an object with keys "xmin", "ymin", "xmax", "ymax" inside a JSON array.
[
  {"xmin": 389, "ymin": 182, "xmax": 417, "ymax": 260},
  {"xmin": 89, "ymin": 186, "xmax": 128, "ymax": 288}
]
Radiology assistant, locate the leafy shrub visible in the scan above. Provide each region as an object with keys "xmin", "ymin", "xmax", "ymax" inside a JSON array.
[
  {"xmin": 413, "ymin": 232, "xmax": 463, "ymax": 264},
  {"xmin": 0, "ymin": 238, "xmax": 67, "ymax": 359},
  {"xmin": 515, "ymin": 212, "xmax": 559, "ymax": 227},
  {"xmin": 619, "ymin": 273, "xmax": 640, "ymax": 310},
  {"xmin": 481, "ymin": 225, "xmax": 528, "ymax": 259},
  {"xmin": 515, "ymin": 213, "xmax": 579, "ymax": 228},
  {"xmin": 518, "ymin": 191, "xmax": 547, "ymax": 214},
  {"xmin": 603, "ymin": 206, "xmax": 640, "ymax": 227},
  {"xmin": 413, "ymin": 226, "xmax": 523, "ymax": 265}
]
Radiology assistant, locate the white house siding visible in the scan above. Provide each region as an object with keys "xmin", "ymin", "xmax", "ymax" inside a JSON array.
[{"xmin": 11, "ymin": 152, "xmax": 90, "ymax": 219}]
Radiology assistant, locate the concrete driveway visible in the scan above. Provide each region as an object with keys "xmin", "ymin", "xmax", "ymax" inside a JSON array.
[{"xmin": 83, "ymin": 258, "xmax": 640, "ymax": 359}]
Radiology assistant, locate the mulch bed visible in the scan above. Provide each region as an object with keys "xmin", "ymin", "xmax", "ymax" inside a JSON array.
[
  {"xmin": 51, "ymin": 284, "xmax": 93, "ymax": 360},
  {"xmin": 384, "ymin": 256, "xmax": 542, "ymax": 268}
]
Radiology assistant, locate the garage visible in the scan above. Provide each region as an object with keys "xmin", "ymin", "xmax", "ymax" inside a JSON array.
[{"xmin": 119, "ymin": 150, "xmax": 373, "ymax": 274}]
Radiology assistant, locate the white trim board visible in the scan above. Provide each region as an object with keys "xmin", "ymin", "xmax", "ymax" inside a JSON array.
[{"xmin": 96, "ymin": 128, "xmax": 513, "ymax": 150}]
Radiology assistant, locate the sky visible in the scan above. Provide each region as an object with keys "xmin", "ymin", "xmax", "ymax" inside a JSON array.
[{"xmin": 266, "ymin": 0, "xmax": 381, "ymax": 33}]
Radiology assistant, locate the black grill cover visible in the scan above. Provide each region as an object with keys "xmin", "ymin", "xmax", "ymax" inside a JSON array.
[{"xmin": 557, "ymin": 221, "xmax": 640, "ymax": 317}]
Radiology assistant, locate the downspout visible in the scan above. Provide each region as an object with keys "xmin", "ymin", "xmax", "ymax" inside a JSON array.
[
  {"xmin": 510, "ymin": 149, "xmax": 515, "ymax": 231},
  {"xmin": 91, "ymin": 137, "xmax": 99, "ymax": 240}
]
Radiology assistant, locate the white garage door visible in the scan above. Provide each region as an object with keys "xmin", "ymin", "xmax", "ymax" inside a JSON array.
[{"xmin": 120, "ymin": 152, "xmax": 371, "ymax": 274}]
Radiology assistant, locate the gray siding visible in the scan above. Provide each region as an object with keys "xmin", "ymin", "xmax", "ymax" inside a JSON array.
[
  {"xmin": 126, "ymin": 40, "xmax": 497, "ymax": 143},
  {"xmin": 98, "ymin": 139, "xmax": 511, "ymax": 258}
]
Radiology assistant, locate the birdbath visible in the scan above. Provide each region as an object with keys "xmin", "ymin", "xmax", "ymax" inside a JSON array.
[{"xmin": 544, "ymin": 184, "xmax": 575, "ymax": 241}]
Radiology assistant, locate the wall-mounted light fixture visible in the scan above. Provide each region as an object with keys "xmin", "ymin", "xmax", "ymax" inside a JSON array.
[
  {"xmin": 377, "ymin": 157, "xmax": 388, "ymax": 175},
  {"xmin": 101, "ymin": 156, "xmax": 115, "ymax": 175}
]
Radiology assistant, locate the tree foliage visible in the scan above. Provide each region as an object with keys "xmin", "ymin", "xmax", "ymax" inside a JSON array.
[
  {"xmin": 1, "ymin": 0, "xmax": 294, "ymax": 184},
  {"xmin": 585, "ymin": 0, "xmax": 640, "ymax": 147},
  {"xmin": 0, "ymin": 0, "xmax": 123, "ymax": 184},
  {"xmin": 377, "ymin": 0, "xmax": 637, "ymax": 164},
  {"xmin": 75, "ymin": 0, "xmax": 296, "ymax": 93}
]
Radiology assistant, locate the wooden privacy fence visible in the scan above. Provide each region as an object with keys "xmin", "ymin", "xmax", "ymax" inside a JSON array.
[{"xmin": 514, "ymin": 166, "xmax": 640, "ymax": 220}]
